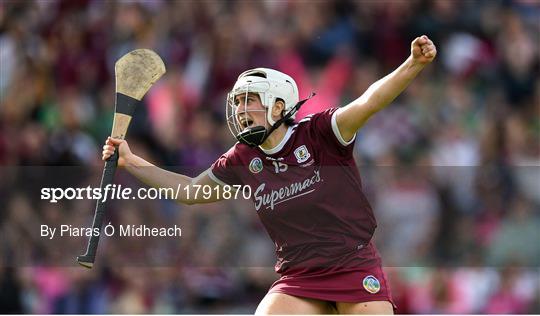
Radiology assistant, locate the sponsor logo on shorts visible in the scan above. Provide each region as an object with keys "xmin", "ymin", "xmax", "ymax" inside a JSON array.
[
  {"xmin": 294, "ymin": 145, "xmax": 310, "ymax": 163},
  {"xmin": 362, "ymin": 275, "xmax": 381, "ymax": 294},
  {"xmin": 249, "ymin": 157, "xmax": 263, "ymax": 174}
]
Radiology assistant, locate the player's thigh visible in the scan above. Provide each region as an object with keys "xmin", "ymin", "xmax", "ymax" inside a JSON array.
[
  {"xmin": 336, "ymin": 300, "xmax": 394, "ymax": 314},
  {"xmin": 255, "ymin": 292, "xmax": 336, "ymax": 315}
]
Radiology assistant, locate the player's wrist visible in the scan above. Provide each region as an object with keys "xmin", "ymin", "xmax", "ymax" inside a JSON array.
[
  {"xmin": 405, "ymin": 55, "xmax": 427, "ymax": 74},
  {"xmin": 121, "ymin": 153, "xmax": 137, "ymax": 167}
]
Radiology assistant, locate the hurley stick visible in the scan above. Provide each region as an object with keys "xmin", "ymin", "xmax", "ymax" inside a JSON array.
[{"xmin": 77, "ymin": 49, "xmax": 166, "ymax": 268}]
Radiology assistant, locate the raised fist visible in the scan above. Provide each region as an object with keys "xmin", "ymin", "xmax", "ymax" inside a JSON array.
[{"xmin": 411, "ymin": 35, "xmax": 437, "ymax": 64}]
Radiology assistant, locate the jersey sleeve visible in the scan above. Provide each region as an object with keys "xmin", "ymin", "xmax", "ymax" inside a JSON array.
[
  {"xmin": 307, "ymin": 107, "xmax": 356, "ymax": 158},
  {"xmin": 208, "ymin": 145, "xmax": 242, "ymax": 186}
]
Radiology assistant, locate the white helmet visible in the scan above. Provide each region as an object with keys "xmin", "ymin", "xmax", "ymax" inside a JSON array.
[
  {"xmin": 226, "ymin": 68, "xmax": 302, "ymax": 147},
  {"xmin": 227, "ymin": 67, "xmax": 299, "ymax": 122}
]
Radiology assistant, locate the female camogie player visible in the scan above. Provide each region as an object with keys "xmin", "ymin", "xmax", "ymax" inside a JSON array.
[{"xmin": 103, "ymin": 36, "xmax": 436, "ymax": 314}]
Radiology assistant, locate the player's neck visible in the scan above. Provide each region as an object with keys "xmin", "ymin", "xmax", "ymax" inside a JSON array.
[{"xmin": 260, "ymin": 125, "xmax": 289, "ymax": 151}]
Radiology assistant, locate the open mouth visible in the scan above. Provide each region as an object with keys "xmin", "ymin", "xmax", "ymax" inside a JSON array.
[{"xmin": 239, "ymin": 116, "xmax": 254, "ymax": 129}]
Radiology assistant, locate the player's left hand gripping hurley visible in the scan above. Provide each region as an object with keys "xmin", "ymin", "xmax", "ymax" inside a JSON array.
[{"xmin": 77, "ymin": 49, "xmax": 166, "ymax": 269}]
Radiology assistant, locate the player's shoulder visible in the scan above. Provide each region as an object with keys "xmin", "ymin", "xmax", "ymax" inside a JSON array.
[
  {"xmin": 221, "ymin": 141, "xmax": 258, "ymax": 163},
  {"xmin": 232, "ymin": 141, "xmax": 257, "ymax": 153},
  {"xmin": 294, "ymin": 107, "xmax": 355, "ymax": 152},
  {"xmin": 296, "ymin": 107, "xmax": 339, "ymax": 128}
]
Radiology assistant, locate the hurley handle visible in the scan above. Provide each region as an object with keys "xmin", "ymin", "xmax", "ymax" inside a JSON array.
[{"xmin": 76, "ymin": 150, "xmax": 118, "ymax": 268}]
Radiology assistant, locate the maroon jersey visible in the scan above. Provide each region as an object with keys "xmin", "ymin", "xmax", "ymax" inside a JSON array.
[{"xmin": 209, "ymin": 108, "xmax": 379, "ymax": 274}]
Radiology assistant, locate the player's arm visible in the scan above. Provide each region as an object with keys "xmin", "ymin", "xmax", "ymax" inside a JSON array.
[
  {"xmin": 103, "ymin": 137, "xmax": 222, "ymax": 205},
  {"xmin": 335, "ymin": 35, "xmax": 437, "ymax": 142}
]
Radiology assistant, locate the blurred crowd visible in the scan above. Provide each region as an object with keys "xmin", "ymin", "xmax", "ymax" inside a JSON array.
[{"xmin": 1, "ymin": 0, "xmax": 539, "ymax": 314}]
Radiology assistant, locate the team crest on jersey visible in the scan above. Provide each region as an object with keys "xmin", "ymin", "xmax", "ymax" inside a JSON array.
[
  {"xmin": 249, "ymin": 157, "xmax": 263, "ymax": 174},
  {"xmin": 294, "ymin": 145, "xmax": 311, "ymax": 163},
  {"xmin": 362, "ymin": 275, "xmax": 381, "ymax": 294}
]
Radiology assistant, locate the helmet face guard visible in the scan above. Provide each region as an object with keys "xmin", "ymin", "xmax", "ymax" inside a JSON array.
[
  {"xmin": 226, "ymin": 84, "xmax": 315, "ymax": 147},
  {"xmin": 226, "ymin": 68, "xmax": 311, "ymax": 147},
  {"xmin": 226, "ymin": 83, "xmax": 271, "ymax": 147}
]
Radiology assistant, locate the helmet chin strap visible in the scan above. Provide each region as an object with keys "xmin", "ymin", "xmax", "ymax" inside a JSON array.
[{"xmin": 236, "ymin": 93, "xmax": 316, "ymax": 147}]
